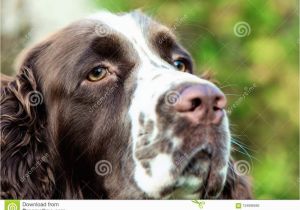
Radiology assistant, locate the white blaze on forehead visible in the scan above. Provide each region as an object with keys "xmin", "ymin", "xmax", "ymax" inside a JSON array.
[{"xmin": 88, "ymin": 11, "xmax": 210, "ymax": 87}]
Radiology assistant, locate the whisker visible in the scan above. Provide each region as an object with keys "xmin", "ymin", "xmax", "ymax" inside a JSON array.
[
  {"xmin": 231, "ymin": 139, "xmax": 259, "ymax": 165},
  {"xmin": 231, "ymin": 138, "xmax": 256, "ymax": 151},
  {"xmin": 225, "ymin": 94, "xmax": 240, "ymax": 96},
  {"xmin": 218, "ymin": 84, "xmax": 238, "ymax": 89}
]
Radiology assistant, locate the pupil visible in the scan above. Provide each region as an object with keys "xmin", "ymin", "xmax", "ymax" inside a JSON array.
[
  {"xmin": 94, "ymin": 68, "xmax": 102, "ymax": 75},
  {"xmin": 175, "ymin": 61, "xmax": 183, "ymax": 69}
]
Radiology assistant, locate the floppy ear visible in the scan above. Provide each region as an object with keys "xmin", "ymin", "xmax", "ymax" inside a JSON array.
[
  {"xmin": 219, "ymin": 159, "xmax": 253, "ymax": 199},
  {"xmin": 0, "ymin": 42, "xmax": 55, "ymax": 199}
]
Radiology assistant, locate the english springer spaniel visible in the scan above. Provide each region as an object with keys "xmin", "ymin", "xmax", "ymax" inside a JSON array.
[{"xmin": 1, "ymin": 11, "xmax": 252, "ymax": 199}]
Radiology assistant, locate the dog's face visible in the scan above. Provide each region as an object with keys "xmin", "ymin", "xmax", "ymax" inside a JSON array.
[{"xmin": 14, "ymin": 12, "xmax": 231, "ymax": 199}]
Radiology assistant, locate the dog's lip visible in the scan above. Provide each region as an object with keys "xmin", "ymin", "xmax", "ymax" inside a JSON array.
[
  {"xmin": 182, "ymin": 150, "xmax": 211, "ymax": 174},
  {"xmin": 160, "ymin": 155, "xmax": 211, "ymax": 198},
  {"xmin": 168, "ymin": 145, "xmax": 213, "ymax": 190}
]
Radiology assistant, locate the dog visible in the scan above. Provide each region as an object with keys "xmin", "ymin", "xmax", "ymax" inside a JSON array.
[{"xmin": 0, "ymin": 11, "xmax": 252, "ymax": 199}]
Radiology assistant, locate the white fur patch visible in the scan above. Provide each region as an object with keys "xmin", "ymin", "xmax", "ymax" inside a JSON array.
[{"xmin": 134, "ymin": 154, "xmax": 174, "ymax": 198}]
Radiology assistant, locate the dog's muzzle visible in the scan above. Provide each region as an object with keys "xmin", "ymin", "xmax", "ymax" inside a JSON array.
[{"xmin": 129, "ymin": 69, "xmax": 231, "ymax": 198}]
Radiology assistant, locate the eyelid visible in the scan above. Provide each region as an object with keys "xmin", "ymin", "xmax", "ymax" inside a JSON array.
[
  {"xmin": 88, "ymin": 64, "xmax": 111, "ymax": 76},
  {"xmin": 91, "ymin": 64, "xmax": 109, "ymax": 71}
]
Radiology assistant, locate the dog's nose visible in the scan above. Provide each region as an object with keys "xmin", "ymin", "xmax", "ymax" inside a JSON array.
[{"xmin": 174, "ymin": 84, "xmax": 227, "ymax": 125}]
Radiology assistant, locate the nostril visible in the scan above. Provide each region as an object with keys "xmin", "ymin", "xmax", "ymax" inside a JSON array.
[
  {"xmin": 213, "ymin": 106, "xmax": 220, "ymax": 111},
  {"xmin": 213, "ymin": 96, "xmax": 223, "ymax": 111},
  {"xmin": 190, "ymin": 98, "xmax": 202, "ymax": 111},
  {"xmin": 214, "ymin": 94, "xmax": 227, "ymax": 110}
]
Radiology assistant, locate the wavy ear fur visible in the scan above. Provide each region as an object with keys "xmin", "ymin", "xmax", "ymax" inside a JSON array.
[
  {"xmin": 219, "ymin": 159, "xmax": 253, "ymax": 199},
  {"xmin": 1, "ymin": 42, "xmax": 55, "ymax": 198}
]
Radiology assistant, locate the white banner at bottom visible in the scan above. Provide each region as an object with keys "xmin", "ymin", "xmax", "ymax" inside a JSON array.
[{"xmin": 1, "ymin": 200, "xmax": 300, "ymax": 210}]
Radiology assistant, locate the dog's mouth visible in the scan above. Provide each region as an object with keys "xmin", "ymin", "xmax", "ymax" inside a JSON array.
[
  {"xmin": 159, "ymin": 148, "xmax": 214, "ymax": 198},
  {"xmin": 181, "ymin": 148, "xmax": 212, "ymax": 175}
]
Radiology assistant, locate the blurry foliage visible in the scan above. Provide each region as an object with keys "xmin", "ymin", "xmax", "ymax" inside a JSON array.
[{"xmin": 1, "ymin": 0, "xmax": 299, "ymax": 199}]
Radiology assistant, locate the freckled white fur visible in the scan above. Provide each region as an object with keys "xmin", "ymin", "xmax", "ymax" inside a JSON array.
[{"xmin": 89, "ymin": 11, "xmax": 230, "ymax": 197}]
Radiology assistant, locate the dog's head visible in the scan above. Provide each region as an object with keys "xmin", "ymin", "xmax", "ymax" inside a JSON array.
[{"xmin": 1, "ymin": 12, "xmax": 251, "ymax": 199}]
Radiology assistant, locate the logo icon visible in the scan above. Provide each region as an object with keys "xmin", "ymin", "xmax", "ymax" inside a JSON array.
[
  {"xmin": 234, "ymin": 160, "xmax": 251, "ymax": 176},
  {"xmin": 27, "ymin": 90, "xmax": 43, "ymax": 106},
  {"xmin": 192, "ymin": 200, "xmax": 205, "ymax": 209},
  {"xmin": 95, "ymin": 160, "xmax": 113, "ymax": 176},
  {"xmin": 233, "ymin": 21, "xmax": 251, "ymax": 37},
  {"xmin": 5, "ymin": 200, "xmax": 20, "ymax": 210},
  {"xmin": 236, "ymin": 203, "xmax": 242, "ymax": 209}
]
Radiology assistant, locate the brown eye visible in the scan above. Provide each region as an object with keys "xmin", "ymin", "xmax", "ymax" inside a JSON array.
[
  {"xmin": 173, "ymin": 60, "xmax": 186, "ymax": 72},
  {"xmin": 87, "ymin": 66, "xmax": 108, "ymax": 81}
]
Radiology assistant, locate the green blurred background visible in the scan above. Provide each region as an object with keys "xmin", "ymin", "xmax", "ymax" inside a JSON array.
[{"xmin": 1, "ymin": 0, "xmax": 299, "ymax": 199}]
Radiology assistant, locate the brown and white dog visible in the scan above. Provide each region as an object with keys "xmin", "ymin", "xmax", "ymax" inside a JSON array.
[{"xmin": 0, "ymin": 11, "xmax": 252, "ymax": 199}]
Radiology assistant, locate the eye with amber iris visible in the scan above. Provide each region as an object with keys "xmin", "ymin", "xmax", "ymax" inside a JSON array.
[
  {"xmin": 87, "ymin": 66, "xmax": 108, "ymax": 81},
  {"xmin": 173, "ymin": 60, "xmax": 187, "ymax": 72}
]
